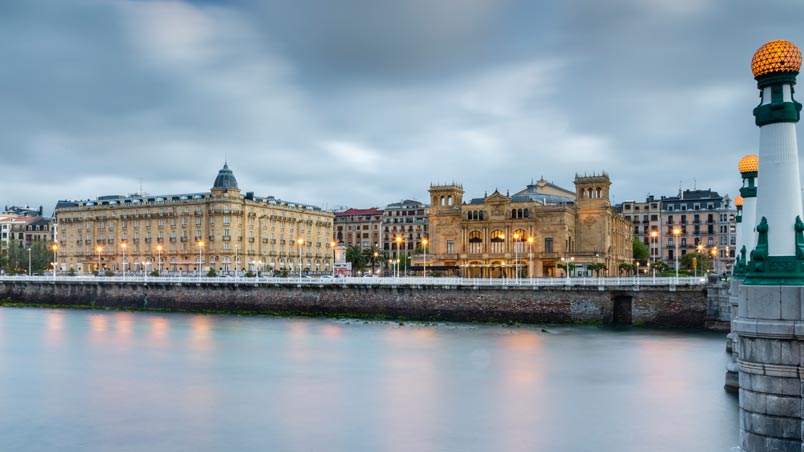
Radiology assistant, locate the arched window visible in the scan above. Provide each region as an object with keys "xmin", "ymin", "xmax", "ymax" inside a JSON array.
[
  {"xmin": 468, "ymin": 231, "xmax": 483, "ymax": 254},
  {"xmin": 440, "ymin": 196, "xmax": 446, "ymax": 206},
  {"xmin": 517, "ymin": 208, "xmax": 523, "ymax": 219},
  {"xmin": 448, "ymin": 196, "xmax": 453, "ymax": 206},
  {"xmin": 490, "ymin": 230, "xmax": 505, "ymax": 254},
  {"xmin": 524, "ymin": 209, "xmax": 529, "ymax": 218},
  {"xmin": 512, "ymin": 209, "xmax": 517, "ymax": 219},
  {"xmin": 479, "ymin": 211, "xmax": 485, "ymax": 221},
  {"xmin": 467, "ymin": 212, "xmax": 472, "ymax": 221},
  {"xmin": 473, "ymin": 211, "xmax": 478, "ymax": 220},
  {"xmin": 596, "ymin": 187, "xmax": 602, "ymax": 198}
]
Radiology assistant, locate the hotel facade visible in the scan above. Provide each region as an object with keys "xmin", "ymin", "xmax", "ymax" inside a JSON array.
[{"xmin": 53, "ymin": 164, "xmax": 334, "ymax": 275}]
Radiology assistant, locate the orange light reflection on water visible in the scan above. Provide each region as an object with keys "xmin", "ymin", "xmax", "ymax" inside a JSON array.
[
  {"xmin": 43, "ymin": 311, "xmax": 64, "ymax": 345},
  {"xmin": 188, "ymin": 315, "xmax": 212, "ymax": 351}
]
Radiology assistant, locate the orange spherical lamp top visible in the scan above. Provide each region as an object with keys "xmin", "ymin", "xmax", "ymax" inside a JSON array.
[
  {"xmin": 735, "ymin": 195, "xmax": 744, "ymax": 207},
  {"xmin": 752, "ymin": 40, "xmax": 802, "ymax": 78},
  {"xmin": 738, "ymin": 154, "xmax": 759, "ymax": 174}
]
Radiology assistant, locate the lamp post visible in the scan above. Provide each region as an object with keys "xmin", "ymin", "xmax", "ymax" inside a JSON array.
[
  {"xmin": 513, "ymin": 232, "xmax": 520, "ymax": 283},
  {"xmin": 672, "ymin": 227, "xmax": 681, "ymax": 282},
  {"xmin": 234, "ymin": 245, "xmax": 238, "ymax": 279},
  {"xmin": 27, "ymin": 247, "xmax": 31, "ymax": 276},
  {"xmin": 196, "ymin": 240, "xmax": 204, "ymax": 280},
  {"xmin": 527, "ymin": 236, "xmax": 535, "ymax": 284},
  {"xmin": 297, "ymin": 238, "xmax": 304, "ymax": 281},
  {"xmin": 96, "ymin": 246, "xmax": 102, "ymax": 274},
  {"xmin": 394, "ymin": 235, "xmax": 403, "ymax": 279},
  {"xmin": 156, "ymin": 245, "xmax": 162, "ymax": 276},
  {"xmin": 121, "ymin": 243, "xmax": 127, "ymax": 279},
  {"xmin": 51, "ymin": 243, "xmax": 58, "ymax": 278},
  {"xmin": 373, "ymin": 251, "xmax": 379, "ymax": 276},
  {"xmin": 142, "ymin": 261, "xmax": 150, "ymax": 280},
  {"xmin": 421, "ymin": 238, "xmax": 428, "ymax": 278},
  {"xmin": 562, "ymin": 256, "xmax": 574, "ymax": 283},
  {"xmin": 329, "ymin": 241, "xmax": 336, "ymax": 277},
  {"xmin": 650, "ymin": 230, "xmax": 658, "ymax": 279},
  {"xmin": 711, "ymin": 246, "xmax": 718, "ymax": 276},
  {"xmin": 696, "ymin": 244, "xmax": 703, "ymax": 277}
]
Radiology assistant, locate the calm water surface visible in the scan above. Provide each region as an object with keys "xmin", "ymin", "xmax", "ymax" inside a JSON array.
[{"xmin": 0, "ymin": 307, "xmax": 738, "ymax": 452}]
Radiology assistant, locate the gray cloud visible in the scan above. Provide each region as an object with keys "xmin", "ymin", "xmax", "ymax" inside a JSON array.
[{"xmin": 2, "ymin": 0, "xmax": 804, "ymax": 215}]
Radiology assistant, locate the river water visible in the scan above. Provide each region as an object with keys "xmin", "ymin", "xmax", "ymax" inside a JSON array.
[{"xmin": 0, "ymin": 307, "xmax": 738, "ymax": 452}]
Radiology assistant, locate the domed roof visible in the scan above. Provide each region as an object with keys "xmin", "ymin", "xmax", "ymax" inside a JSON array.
[
  {"xmin": 213, "ymin": 163, "xmax": 239, "ymax": 190},
  {"xmin": 752, "ymin": 40, "xmax": 802, "ymax": 78},
  {"xmin": 735, "ymin": 195, "xmax": 744, "ymax": 207},
  {"xmin": 738, "ymin": 154, "xmax": 759, "ymax": 174}
]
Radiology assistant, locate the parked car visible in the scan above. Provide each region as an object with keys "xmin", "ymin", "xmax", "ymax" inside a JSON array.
[{"xmin": 362, "ymin": 274, "xmax": 375, "ymax": 278}]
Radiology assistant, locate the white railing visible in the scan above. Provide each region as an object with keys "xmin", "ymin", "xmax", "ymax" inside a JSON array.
[{"xmin": 0, "ymin": 274, "xmax": 707, "ymax": 288}]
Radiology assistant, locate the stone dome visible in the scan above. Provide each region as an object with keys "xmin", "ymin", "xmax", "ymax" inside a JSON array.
[
  {"xmin": 752, "ymin": 40, "xmax": 802, "ymax": 78},
  {"xmin": 735, "ymin": 195, "xmax": 743, "ymax": 207},
  {"xmin": 738, "ymin": 154, "xmax": 759, "ymax": 174},
  {"xmin": 213, "ymin": 163, "xmax": 239, "ymax": 190}
]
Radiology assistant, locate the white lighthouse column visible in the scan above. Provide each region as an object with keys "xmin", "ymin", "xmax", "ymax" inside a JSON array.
[{"xmin": 735, "ymin": 40, "xmax": 804, "ymax": 452}]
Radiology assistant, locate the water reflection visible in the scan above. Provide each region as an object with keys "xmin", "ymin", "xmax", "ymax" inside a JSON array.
[{"xmin": 0, "ymin": 308, "xmax": 738, "ymax": 452}]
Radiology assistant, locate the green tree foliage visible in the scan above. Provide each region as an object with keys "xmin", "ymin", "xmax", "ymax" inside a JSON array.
[
  {"xmin": 681, "ymin": 252, "xmax": 710, "ymax": 272},
  {"xmin": 587, "ymin": 262, "xmax": 607, "ymax": 276},
  {"xmin": 3, "ymin": 241, "xmax": 52, "ymax": 274},
  {"xmin": 632, "ymin": 238, "xmax": 649, "ymax": 262},
  {"xmin": 556, "ymin": 262, "xmax": 576, "ymax": 276},
  {"xmin": 361, "ymin": 246, "xmax": 383, "ymax": 273},
  {"xmin": 346, "ymin": 246, "xmax": 366, "ymax": 273},
  {"xmin": 619, "ymin": 262, "xmax": 635, "ymax": 276}
]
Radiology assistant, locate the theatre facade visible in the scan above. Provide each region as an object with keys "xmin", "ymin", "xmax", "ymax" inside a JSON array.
[{"xmin": 423, "ymin": 174, "xmax": 632, "ymax": 278}]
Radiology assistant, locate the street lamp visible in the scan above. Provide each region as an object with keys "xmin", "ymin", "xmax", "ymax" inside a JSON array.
[
  {"xmin": 329, "ymin": 241, "xmax": 336, "ymax": 277},
  {"xmin": 672, "ymin": 227, "xmax": 681, "ymax": 281},
  {"xmin": 562, "ymin": 256, "xmax": 574, "ymax": 283},
  {"xmin": 394, "ymin": 235, "xmax": 403, "ymax": 279},
  {"xmin": 96, "ymin": 246, "xmax": 102, "ymax": 274},
  {"xmin": 27, "ymin": 247, "xmax": 31, "ymax": 276},
  {"xmin": 234, "ymin": 244, "xmax": 238, "ymax": 279},
  {"xmin": 695, "ymin": 244, "xmax": 703, "ymax": 278},
  {"xmin": 650, "ymin": 230, "xmax": 658, "ymax": 278},
  {"xmin": 297, "ymin": 238, "xmax": 305, "ymax": 281},
  {"xmin": 373, "ymin": 251, "xmax": 379, "ymax": 276},
  {"xmin": 711, "ymin": 246, "xmax": 718, "ymax": 275},
  {"xmin": 513, "ymin": 232, "xmax": 520, "ymax": 283},
  {"xmin": 421, "ymin": 238, "xmax": 428, "ymax": 278},
  {"xmin": 156, "ymin": 245, "xmax": 163, "ymax": 275},
  {"xmin": 51, "ymin": 243, "xmax": 58, "ymax": 278},
  {"xmin": 121, "ymin": 242, "xmax": 127, "ymax": 279},
  {"xmin": 196, "ymin": 240, "xmax": 204, "ymax": 280},
  {"xmin": 527, "ymin": 236, "xmax": 535, "ymax": 283}
]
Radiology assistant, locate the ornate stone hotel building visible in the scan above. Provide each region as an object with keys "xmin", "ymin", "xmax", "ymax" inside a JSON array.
[
  {"xmin": 53, "ymin": 164, "xmax": 334, "ymax": 275},
  {"xmin": 424, "ymin": 174, "xmax": 632, "ymax": 277}
]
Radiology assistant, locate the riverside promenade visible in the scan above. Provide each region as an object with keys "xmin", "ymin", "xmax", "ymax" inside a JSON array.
[{"xmin": 0, "ymin": 275, "xmax": 710, "ymax": 327}]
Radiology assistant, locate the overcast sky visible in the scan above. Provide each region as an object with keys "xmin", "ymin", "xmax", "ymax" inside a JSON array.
[{"xmin": 3, "ymin": 0, "xmax": 804, "ymax": 214}]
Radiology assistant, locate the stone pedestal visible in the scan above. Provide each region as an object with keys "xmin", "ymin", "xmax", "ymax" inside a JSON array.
[
  {"xmin": 734, "ymin": 285, "xmax": 803, "ymax": 451},
  {"xmin": 725, "ymin": 278, "xmax": 743, "ymax": 392}
]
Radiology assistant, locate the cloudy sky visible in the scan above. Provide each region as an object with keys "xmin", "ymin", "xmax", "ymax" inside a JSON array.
[{"xmin": 3, "ymin": 0, "xmax": 804, "ymax": 214}]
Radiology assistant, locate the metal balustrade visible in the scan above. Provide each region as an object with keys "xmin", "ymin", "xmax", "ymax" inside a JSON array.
[{"xmin": 0, "ymin": 274, "xmax": 707, "ymax": 287}]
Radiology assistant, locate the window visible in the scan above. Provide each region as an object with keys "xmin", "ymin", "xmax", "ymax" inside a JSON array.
[
  {"xmin": 447, "ymin": 241, "xmax": 454, "ymax": 254},
  {"xmin": 223, "ymin": 216, "xmax": 230, "ymax": 225},
  {"xmin": 544, "ymin": 237, "xmax": 553, "ymax": 253},
  {"xmin": 468, "ymin": 231, "xmax": 483, "ymax": 254},
  {"xmin": 490, "ymin": 230, "xmax": 505, "ymax": 254}
]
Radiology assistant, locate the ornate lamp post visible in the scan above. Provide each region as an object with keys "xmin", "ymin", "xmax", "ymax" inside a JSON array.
[
  {"xmin": 527, "ymin": 236, "xmax": 535, "ymax": 283},
  {"xmin": 28, "ymin": 247, "xmax": 31, "ymax": 276},
  {"xmin": 650, "ymin": 230, "xmax": 658, "ymax": 278},
  {"xmin": 156, "ymin": 244, "xmax": 163, "ymax": 275}
]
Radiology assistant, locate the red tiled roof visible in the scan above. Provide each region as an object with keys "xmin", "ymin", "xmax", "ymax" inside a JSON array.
[{"xmin": 335, "ymin": 207, "xmax": 383, "ymax": 216}]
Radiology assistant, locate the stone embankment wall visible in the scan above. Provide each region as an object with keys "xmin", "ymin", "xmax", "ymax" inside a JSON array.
[
  {"xmin": 706, "ymin": 276, "xmax": 732, "ymax": 331},
  {"xmin": 0, "ymin": 280, "xmax": 709, "ymax": 327}
]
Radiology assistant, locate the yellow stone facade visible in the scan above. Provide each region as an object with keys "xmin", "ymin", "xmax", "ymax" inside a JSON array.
[
  {"xmin": 424, "ymin": 174, "xmax": 632, "ymax": 277},
  {"xmin": 53, "ymin": 164, "xmax": 334, "ymax": 275}
]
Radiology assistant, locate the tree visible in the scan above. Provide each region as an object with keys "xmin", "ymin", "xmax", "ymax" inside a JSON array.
[
  {"xmin": 345, "ymin": 246, "xmax": 366, "ymax": 274},
  {"xmin": 361, "ymin": 246, "xmax": 383, "ymax": 274},
  {"xmin": 632, "ymin": 238, "xmax": 649, "ymax": 263},
  {"xmin": 588, "ymin": 262, "xmax": 606, "ymax": 276},
  {"xmin": 652, "ymin": 260, "xmax": 670, "ymax": 274},
  {"xmin": 619, "ymin": 262, "xmax": 635, "ymax": 276},
  {"xmin": 556, "ymin": 261, "xmax": 576, "ymax": 276},
  {"xmin": 681, "ymin": 252, "xmax": 710, "ymax": 272}
]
